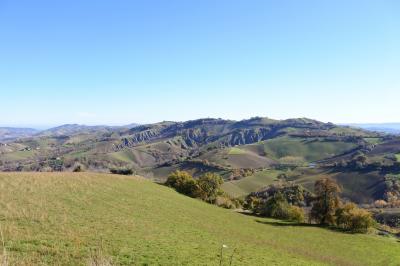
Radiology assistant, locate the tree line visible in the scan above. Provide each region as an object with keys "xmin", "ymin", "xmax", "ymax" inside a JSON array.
[
  {"xmin": 165, "ymin": 170, "xmax": 375, "ymax": 233},
  {"xmin": 245, "ymin": 178, "xmax": 375, "ymax": 233}
]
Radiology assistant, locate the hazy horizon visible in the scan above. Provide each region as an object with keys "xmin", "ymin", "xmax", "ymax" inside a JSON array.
[{"xmin": 2, "ymin": 118, "xmax": 400, "ymax": 131}]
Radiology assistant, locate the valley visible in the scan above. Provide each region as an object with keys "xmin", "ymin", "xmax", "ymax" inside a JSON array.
[{"xmin": 1, "ymin": 117, "xmax": 399, "ymax": 207}]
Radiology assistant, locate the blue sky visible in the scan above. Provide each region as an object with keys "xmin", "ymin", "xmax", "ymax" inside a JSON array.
[{"xmin": 0, "ymin": 0, "xmax": 399, "ymax": 127}]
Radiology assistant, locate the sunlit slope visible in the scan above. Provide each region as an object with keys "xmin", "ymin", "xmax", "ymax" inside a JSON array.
[
  {"xmin": 260, "ymin": 137, "xmax": 357, "ymax": 163},
  {"xmin": 222, "ymin": 169, "xmax": 281, "ymax": 197},
  {"xmin": 0, "ymin": 172, "xmax": 398, "ymax": 265},
  {"xmin": 223, "ymin": 168, "xmax": 386, "ymax": 203}
]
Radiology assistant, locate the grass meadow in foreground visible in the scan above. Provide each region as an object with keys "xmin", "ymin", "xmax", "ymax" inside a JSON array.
[{"xmin": 0, "ymin": 172, "xmax": 399, "ymax": 265}]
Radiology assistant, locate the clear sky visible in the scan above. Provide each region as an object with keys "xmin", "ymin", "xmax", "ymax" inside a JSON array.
[{"xmin": 0, "ymin": 0, "xmax": 399, "ymax": 128}]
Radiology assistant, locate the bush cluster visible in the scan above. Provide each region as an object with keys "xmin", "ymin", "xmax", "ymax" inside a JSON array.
[
  {"xmin": 310, "ymin": 178, "xmax": 374, "ymax": 233},
  {"xmin": 263, "ymin": 193, "xmax": 305, "ymax": 222},
  {"xmin": 164, "ymin": 170, "xmax": 199, "ymax": 198},
  {"xmin": 335, "ymin": 203, "xmax": 375, "ymax": 233},
  {"xmin": 245, "ymin": 178, "xmax": 374, "ymax": 233},
  {"xmin": 165, "ymin": 171, "xmax": 233, "ymax": 206},
  {"xmin": 249, "ymin": 182, "xmax": 312, "ymax": 207},
  {"xmin": 110, "ymin": 168, "xmax": 134, "ymax": 175},
  {"xmin": 244, "ymin": 183, "xmax": 307, "ymax": 223},
  {"xmin": 215, "ymin": 196, "xmax": 242, "ymax": 209}
]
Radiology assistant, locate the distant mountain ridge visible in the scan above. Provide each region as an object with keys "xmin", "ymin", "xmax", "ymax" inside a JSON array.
[
  {"xmin": 0, "ymin": 127, "xmax": 39, "ymax": 141},
  {"xmin": 38, "ymin": 124, "xmax": 117, "ymax": 137},
  {"xmin": 347, "ymin": 123, "xmax": 400, "ymax": 134},
  {"xmin": 0, "ymin": 123, "xmax": 140, "ymax": 141},
  {"xmin": 40, "ymin": 123, "xmax": 140, "ymax": 135}
]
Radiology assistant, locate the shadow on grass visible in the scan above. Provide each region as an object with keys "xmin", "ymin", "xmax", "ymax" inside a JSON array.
[
  {"xmin": 256, "ymin": 220, "xmax": 316, "ymax": 227},
  {"xmin": 238, "ymin": 211, "xmax": 361, "ymax": 234},
  {"xmin": 262, "ymin": 220, "xmax": 377, "ymax": 236},
  {"xmin": 254, "ymin": 219, "xmax": 386, "ymax": 235},
  {"xmin": 254, "ymin": 220, "xmax": 342, "ymax": 231}
]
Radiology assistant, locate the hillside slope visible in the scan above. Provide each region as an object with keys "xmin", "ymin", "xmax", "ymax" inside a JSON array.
[
  {"xmin": 0, "ymin": 117, "xmax": 376, "ymax": 174},
  {"xmin": 0, "ymin": 172, "xmax": 399, "ymax": 265}
]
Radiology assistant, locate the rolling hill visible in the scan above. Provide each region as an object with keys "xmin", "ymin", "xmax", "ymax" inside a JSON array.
[
  {"xmin": 2, "ymin": 117, "xmax": 400, "ymax": 205},
  {"xmin": 0, "ymin": 117, "xmax": 376, "ymax": 172},
  {"xmin": 0, "ymin": 127, "xmax": 39, "ymax": 141},
  {"xmin": 0, "ymin": 172, "xmax": 399, "ymax": 265}
]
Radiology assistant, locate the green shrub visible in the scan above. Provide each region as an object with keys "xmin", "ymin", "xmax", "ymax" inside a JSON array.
[
  {"xmin": 110, "ymin": 168, "xmax": 133, "ymax": 175},
  {"xmin": 165, "ymin": 171, "xmax": 226, "ymax": 205},
  {"xmin": 197, "ymin": 173, "xmax": 224, "ymax": 204},
  {"xmin": 249, "ymin": 191, "xmax": 305, "ymax": 222},
  {"xmin": 288, "ymin": 206, "xmax": 305, "ymax": 223},
  {"xmin": 247, "ymin": 182, "xmax": 311, "ymax": 207},
  {"xmin": 215, "ymin": 196, "xmax": 243, "ymax": 209},
  {"xmin": 165, "ymin": 171, "xmax": 199, "ymax": 198},
  {"xmin": 215, "ymin": 196, "xmax": 236, "ymax": 209},
  {"xmin": 232, "ymin": 197, "xmax": 244, "ymax": 209},
  {"xmin": 244, "ymin": 196, "xmax": 262, "ymax": 212},
  {"xmin": 260, "ymin": 192, "xmax": 291, "ymax": 220}
]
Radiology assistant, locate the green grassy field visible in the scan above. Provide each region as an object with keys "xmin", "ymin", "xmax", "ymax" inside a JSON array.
[
  {"xmin": 204, "ymin": 137, "xmax": 357, "ymax": 170},
  {"xmin": 108, "ymin": 149, "xmax": 137, "ymax": 163},
  {"xmin": 64, "ymin": 150, "xmax": 89, "ymax": 159},
  {"xmin": 200, "ymin": 148, "xmax": 274, "ymax": 169},
  {"xmin": 0, "ymin": 172, "xmax": 399, "ymax": 265},
  {"xmin": 328, "ymin": 127, "xmax": 370, "ymax": 136},
  {"xmin": 222, "ymin": 170, "xmax": 281, "ymax": 197},
  {"xmin": 260, "ymin": 137, "xmax": 357, "ymax": 163},
  {"xmin": 228, "ymin": 147, "xmax": 247, "ymax": 155},
  {"xmin": 364, "ymin": 137, "xmax": 382, "ymax": 145},
  {"xmin": 1, "ymin": 150, "xmax": 36, "ymax": 161}
]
